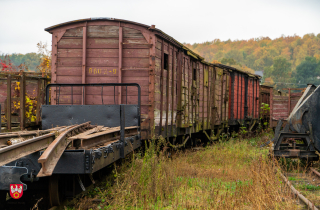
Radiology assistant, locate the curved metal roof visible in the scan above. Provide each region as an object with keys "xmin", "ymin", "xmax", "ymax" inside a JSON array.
[{"xmin": 44, "ymin": 17, "xmax": 151, "ymax": 32}]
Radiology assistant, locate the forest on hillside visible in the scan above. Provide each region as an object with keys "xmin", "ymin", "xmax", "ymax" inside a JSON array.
[
  {"xmin": 185, "ymin": 33, "xmax": 320, "ymax": 89},
  {"xmin": 0, "ymin": 53, "xmax": 41, "ymax": 72},
  {"xmin": 0, "ymin": 42, "xmax": 50, "ymax": 73}
]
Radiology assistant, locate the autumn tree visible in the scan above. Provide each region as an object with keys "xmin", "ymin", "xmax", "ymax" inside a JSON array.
[
  {"xmin": 36, "ymin": 42, "xmax": 51, "ymax": 76},
  {"xmin": 0, "ymin": 53, "xmax": 41, "ymax": 72},
  {"xmin": 185, "ymin": 32, "xmax": 320, "ymax": 88},
  {"xmin": 294, "ymin": 56, "xmax": 320, "ymax": 85}
]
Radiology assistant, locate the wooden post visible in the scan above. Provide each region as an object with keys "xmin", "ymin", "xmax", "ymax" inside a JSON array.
[
  {"xmin": 269, "ymin": 87, "xmax": 273, "ymax": 128},
  {"xmin": 252, "ymin": 79, "xmax": 254, "ymax": 118},
  {"xmin": 148, "ymin": 33, "xmax": 155, "ymax": 138},
  {"xmin": 288, "ymin": 88, "xmax": 291, "ymax": 115},
  {"xmin": 207, "ymin": 67, "xmax": 211, "ymax": 129},
  {"xmin": 159, "ymin": 40, "xmax": 164, "ymax": 136},
  {"xmin": 20, "ymin": 73, "xmax": 26, "ymax": 130},
  {"xmin": 81, "ymin": 24, "xmax": 87, "ymax": 105},
  {"xmin": 6, "ymin": 74, "xmax": 11, "ymax": 131},
  {"xmin": 118, "ymin": 25, "xmax": 123, "ymax": 104},
  {"xmin": 165, "ymin": 44, "xmax": 170, "ymax": 138},
  {"xmin": 211, "ymin": 67, "xmax": 216, "ymax": 129},
  {"xmin": 225, "ymin": 73, "xmax": 228, "ymax": 122},
  {"xmin": 36, "ymin": 79, "xmax": 41, "ymax": 125},
  {"xmin": 51, "ymin": 34, "xmax": 58, "ymax": 105},
  {"xmin": 220, "ymin": 73, "xmax": 224, "ymax": 123},
  {"xmin": 176, "ymin": 51, "xmax": 182, "ymax": 128},
  {"xmin": 240, "ymin": 75, "xmax": 243, "ymax": 119},
  {"xmin": 42, "ymin": 79, "xmax": 47, "ymax": 105},
  {"xmin": 171, "ymin": 47, "xmax": 175, "ymax": 136},
  {"xmin": 202, "ymin": 64, "xmax": 205, "ymax": 130}
]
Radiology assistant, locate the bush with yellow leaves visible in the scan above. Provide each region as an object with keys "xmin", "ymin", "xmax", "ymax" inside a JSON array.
[{"xmin": 12, "ymin": 81, "xmax": 37, "ymax": 123}]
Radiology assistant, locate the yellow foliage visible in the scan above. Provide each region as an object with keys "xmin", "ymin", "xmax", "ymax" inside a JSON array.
[
  {"xmin": 37, "ymin": 42, "xmax": 51, "ymax": 76},
  {"xmin": 212, "ymin": 60, "xmax": 221, "ymax": 64},
  {"xmin": 264, "ymin": 77, "xmax": 274, "ymax": 86},
  {"xmin": 12, "ymin": 82, "xmax": 38, "ymax": 123}
]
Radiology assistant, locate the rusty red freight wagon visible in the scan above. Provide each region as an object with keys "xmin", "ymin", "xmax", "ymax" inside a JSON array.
[
  {"xmin": 215, "ymin": 64, "xmax": 261, "ymax": 127},
  {"xmin": 45, "ymin": 17, "xmax": 231, "ymax": 140}
]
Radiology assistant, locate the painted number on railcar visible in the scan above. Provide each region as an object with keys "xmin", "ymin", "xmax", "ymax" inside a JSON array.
[{"xmin": 88, "ymin": 68, "xmax": 117, "ymax": 75}]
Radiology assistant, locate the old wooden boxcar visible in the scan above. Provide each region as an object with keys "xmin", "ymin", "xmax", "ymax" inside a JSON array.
[
  {"xmin": 214, "ymin": 64, "xmax": 261, "ymax": 126},
  {"xmin": 45, "ymin": 18, "xmax": 232, "ymax": 140}
]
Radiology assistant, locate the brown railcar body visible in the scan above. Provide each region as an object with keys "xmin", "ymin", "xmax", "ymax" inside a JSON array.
[
  {"xmin": 216, "ymin": 64, "xmax": 261, "ymax": 126},
  {"xmin": 45, "ymin": 18, "xmax": 262, "ymax": 140}
]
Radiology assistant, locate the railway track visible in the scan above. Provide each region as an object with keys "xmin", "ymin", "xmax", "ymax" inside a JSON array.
[{"xmin": 279, "ymin": 167, "xmax": 320, "ymax": 210}]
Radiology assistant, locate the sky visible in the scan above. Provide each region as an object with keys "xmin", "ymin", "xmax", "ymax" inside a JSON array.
[{"xmin": 0, "ymin": 0, "xmax": 320, "ymax": 54}]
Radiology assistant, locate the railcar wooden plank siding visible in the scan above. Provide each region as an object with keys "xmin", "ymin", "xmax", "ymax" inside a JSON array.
[
  {"xmin": 45, "ymin": 18, "xmax": 261, "ymax": 139},
  {"xmin": 216, "ymin": 64, "xmax": 261, "ymax": 125}
]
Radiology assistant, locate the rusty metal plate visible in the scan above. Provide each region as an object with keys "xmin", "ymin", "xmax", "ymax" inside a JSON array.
[{"xmin": 288, "ymin": 149, "xmax": 300, "ymax": 157}]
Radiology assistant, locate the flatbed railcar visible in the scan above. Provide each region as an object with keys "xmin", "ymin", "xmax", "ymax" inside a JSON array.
[{"xmin": 0, "ymin": 18, "xmax": 265, "ymax": 209}]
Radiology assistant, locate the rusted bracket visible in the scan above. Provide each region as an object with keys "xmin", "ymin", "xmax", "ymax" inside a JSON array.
[
  {"xmin": 0, "ymin": 133, "xmax": 55, "ymax": 166},
  {"xmin": 167, "ymin": 135, "xmax": 190, "ymax": 149},
  {"xmin": 37, "ymin": 122, "xmax": 91, "ymax": 177}
]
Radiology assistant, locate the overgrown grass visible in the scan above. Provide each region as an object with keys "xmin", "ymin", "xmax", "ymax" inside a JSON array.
[{"xmin": 69, "ymin": 133, "xmax": 300, "ymax": 210}]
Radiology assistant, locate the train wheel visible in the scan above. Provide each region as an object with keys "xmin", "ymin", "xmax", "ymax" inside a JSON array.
[{"xmin": 49, "ymin": 175, "xmax": 62, "ymax": 207}]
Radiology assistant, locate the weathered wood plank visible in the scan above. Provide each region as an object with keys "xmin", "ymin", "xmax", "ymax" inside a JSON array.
[
  {"xmin": 58, "ymin": 48, "xmax": 149, "ymax": 58},
  {"xmin": 63, "ymin": 27, "xmax": 83, "ymax": 37},
  {"xmin": 87, "ymin": 25, "xmax": 119, "ymax": 37},
  {"xmin": 123, "ymin": 27, "xmax": 144, "ymax": 38}
]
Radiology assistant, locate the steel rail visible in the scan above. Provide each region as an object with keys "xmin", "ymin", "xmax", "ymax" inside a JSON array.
[
  {"xmin": 0, "ymin": 133, "xmax": 56, "ymax": 166},
  {"xmin": 37, "ymin": 122, "xmax": 91, "ymax": 177},
  {"xmin": 279, "ymin": 170, "xmax": 318, "ymax": 210},
  {"xmin": 0, "ymin": 127, "xmax": 64, "ymax": 148},
  {"xmin": 0, "ymin": 126, "xmax": 65, "ymax": 136}
]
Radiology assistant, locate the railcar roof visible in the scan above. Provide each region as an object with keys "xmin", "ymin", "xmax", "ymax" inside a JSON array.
[
  {"xmin": 215, "ymin": 64, "xmax": 261, "ymax": 79},
  {"xmin": 45, "ymin": 17, "xmax": 261, "ymax": 78}
]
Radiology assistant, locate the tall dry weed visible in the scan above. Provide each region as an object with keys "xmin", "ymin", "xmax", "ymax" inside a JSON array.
[{"xmin": 77, "ymin": 135, "xmax": 300, "ymax": 209}]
